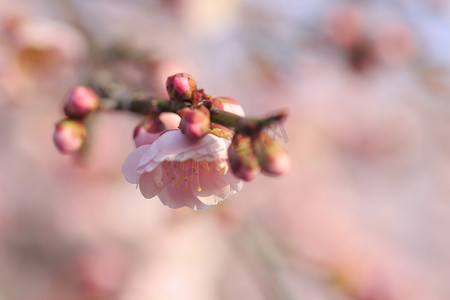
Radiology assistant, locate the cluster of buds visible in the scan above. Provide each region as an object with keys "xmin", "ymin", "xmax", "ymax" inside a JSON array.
[
  {"xmin": 53, "ymin": 86, "xmax": 99, "ymax": 154},
  {"xmin": 228, "ymin": 131, "xmax": 289, "ymax": 181},
  {"xmin": 53, "ymin": 73, "xmax": 290, "ymax": 208}
]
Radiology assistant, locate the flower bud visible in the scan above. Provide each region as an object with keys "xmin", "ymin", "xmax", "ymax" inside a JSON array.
[
  {"xmin": 252, "ymin": 132, "xmax": 289, "ymax": 176},
  {"xmin": 64, "ymin": 86, "xmax": 99, "ymax": 119},
  {"xmin": 210, "ymin": 97, "xmax": 245, "ymax": 136},
  {"xmin": 211, "ymin": 97, "xmax": 245, "ymax": 117},
  {"xmin": 53, "ymin": 119, "xmax": 86, "ymax": 154},
  {"xmin": 165, "ymin": 73, "xmax": 197, "ymax": 102},
  {"xmin": 228, "ymin": 133, "xmax": 260, "ymax": 181},
  {"xmin": 158, "ymin": 112, "xmax": 181, "ymax": 130},
  {"xmin": 179, "ymin": 107, "xmax": 210, "ymax": 139},
  {"xmin": 133, "ymin": 117, "xmax": 167, "ymax": 147}
]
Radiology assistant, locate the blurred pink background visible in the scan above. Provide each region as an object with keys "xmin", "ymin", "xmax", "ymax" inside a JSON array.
[{"xmin": 1, "ymin": 0, "xmax": 450, "ymax": 299}]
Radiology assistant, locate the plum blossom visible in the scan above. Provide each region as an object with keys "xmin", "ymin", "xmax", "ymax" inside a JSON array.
[{"xmin": 122, "ymin": 130, "xmax": 243, "ymax": 210}]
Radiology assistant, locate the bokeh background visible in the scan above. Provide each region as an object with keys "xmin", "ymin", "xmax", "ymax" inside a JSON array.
[{"xmin": 1, "ymin": 0, "xmax": 450, "ymax": 299}]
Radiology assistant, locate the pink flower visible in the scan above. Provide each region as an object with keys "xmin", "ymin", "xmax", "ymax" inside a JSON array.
[{"xmin": 122, "ymin": 130, "xmax": 243, "ymax": 209}]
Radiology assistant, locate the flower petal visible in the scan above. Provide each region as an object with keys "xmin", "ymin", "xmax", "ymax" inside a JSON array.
[
  {"xmin": 159, "ymin": 112, "xmax": 181, "ymax": 130},
  {"xmin": 223, "ymin": 171, "xmax": 244, "ymax": 196},
  {"xmin": 138, "ymin": 169, "xmax": 164, "ymax": 199},
  {"xmin": 153, "ymin": 130, "xmax": 198, "ymax": 154},
  {"xmin": 222, "ymin": 103, "xmax": 245, "ymax": 117},
  {"xmin": 158, "ymin": 185, "xmax": 210, "ymax": 210},
  {"xmin": 191, "ymin": 167, "xmax": 231, "ymax": 205},
  {"xmin": 122, "ymin": 144, "xmax": 152, "ymax": 184},
  {"xmin": 133, "ymin": 130, "xmax": 230, "ymax": 170},
  {"xmin": 136, "ymin": 144, "xmax": 159, "ymax": 173}
]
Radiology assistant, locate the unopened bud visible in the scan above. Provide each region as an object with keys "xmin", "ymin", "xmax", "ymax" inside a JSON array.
[
  {"xmin": 165, "ymin": 73, "xmax": 197, "ymax": 102},
  {"xmin": 180, "ymin": 107, "xmax": 210, "ymax": 139},
  {"xmin": 228, "ymin": 133, "xmax": 260, "ymax": 181},
  {"xmin": 210, "ymin": 97, "xmax": 245, "ymax": 136},
  {"xmin": 158, "ymin": 112, "xmax": 181, "ymax": 130},
  {"xmin": 53, "ymin": 119, "xmax": 86, "ymax": 154},
  {"xmin": 211, "ymin": 97, "xmax": 245, "ymax": 117},
  {"xmin": 133, "ymin": 117, "xmax": 167, "ymax": 147},
  {"xmin": 252, "ymin": 132, "xmax": 289, "ymax": 176},
  {"xmin": 64, "ymin": 86, "xmax": 100, "ymax": 119}
]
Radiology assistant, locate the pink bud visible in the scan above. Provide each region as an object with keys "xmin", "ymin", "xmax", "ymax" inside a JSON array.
[
  {"xmin": 252, "ymin": 132, "xmax": 289, "ymax": 176},
  {"xmin": 210, "ymin": 97, "xmax": 245, "ymax": 136},
  {"xmin": 53, "ymin": 119, "xmax": 86, "ymax": 154},
  {"xmin": 165, "ymin": 73, "xmax": 197, "ymax": 102},
  {"xmin": 158, "ymin": 112, "xmax": 181, "ymax": 130},
  {"xmin": 179, "ymin": 107, "xmax": 210, "ymax": 139},
  {"xmin": 64, "ymin": 86, "xmax": 99, "ymax": 119},
  {"xmin": 228, "ymin": 133, "xmax": 260, "ymax": 181},
  {"xmin": 211, "ymin": 97, "xmax": 245, "ymax": 117},
  {"xmin": 133, "ymin": 117, "xmax": 167, "ymax": 147}
]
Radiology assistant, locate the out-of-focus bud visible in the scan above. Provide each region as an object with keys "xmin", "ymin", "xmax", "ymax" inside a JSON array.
[
  {"xmin": 64, "ymin": 86, "xmax": 100, "ymax": 119},
  {"xmin": 179, "ymin": 106, "xmax": 210, "ymax": 139},
  {"xmin": 228, "ymin": 133, "xmax": 260, "ymax": 181},
  {"xmin": 252, "ymin": 132, "xmax": 289, "ymax": 176},
  {"xmin": 158, "ymin": 112, "xmax": 181, "ymax": 130},
  {"xmin": 211, "ymin": 97, "xmax": 245, "ymax": 117},
  {"xmin": 53, "ymin": 119, "xmax": 86, "ymax": 154},
  {"xmin": 324, "ymin": 4, "xmax": 366, "ymax": 48},
  {"xmin": 210, "ymin": 97, "xmax": 245, "ymax": 136},
  {"xmin": 372, "ymin": 22, "xmax": 417, "ymax": 66},
  {"xmin": 75, "ymin": 247, "xmax": 129, "ymax": 299},
  {"xmin": 133, "ymin": 117, "xmax": 167, "ymax": 147},
  {"xmin": 165, "ymin": 73, "xmax": 197, "ymax": 102}
]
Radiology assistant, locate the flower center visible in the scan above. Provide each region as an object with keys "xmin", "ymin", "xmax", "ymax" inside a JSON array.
[{"xmin": 161, "ymin": 159, "xmax": 211, "ymax": 192}]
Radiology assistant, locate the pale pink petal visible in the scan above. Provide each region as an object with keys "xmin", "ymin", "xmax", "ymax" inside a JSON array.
[
  {"xmin": 139, "ymin": 131, "xmax": 230, "ymax": 167},
  {"xmin": 134, "ymin": 129, "xmax": 162, "ymax": 147},
  {"xmin": 138, "ymin": 169, "xmax": 164, "ymax": 199},
  {"xmin": 153, "ymin": 130, "xmax": 198, "ymax": 154},
  {"xmin": 122, "ymin": 144, "xmax": 152, "ymax": 184},
  {"xmin": 136, "ymin": 145, "xmax": 159, "ymax": 173},
  {"xmin": 192, "ymin": 168, "xmax": 231, "ymax": 205},
  {"xmin": 222, "ymin": 171, "xmax": 244, "ymax": 196},
  {"xmin": 193, "ymin": 137, "xmax": 230, "ymax": 160},
  {"xmin": 159, "ymin": 112, "xmax": 181, "ymax": 130},
  {"xmin": 222, "ymin": 103, "xmax": 245, "ymax": 117},
  {"xmin": 158, "ymin": 185, "xmax": 210, "ymax": 210}
]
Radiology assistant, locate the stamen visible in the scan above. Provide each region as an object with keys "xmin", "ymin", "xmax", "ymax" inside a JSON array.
[
  {"xmin": 160, "ymin": 159, "xmax": 205, "ymax": 192},
  {"xmin": 194, "ymin": 161, "xmax": 201, "ymax": 192},
  {"xmin": 153, "ymin": 166, "xmax": 164, "ymax": 187}
]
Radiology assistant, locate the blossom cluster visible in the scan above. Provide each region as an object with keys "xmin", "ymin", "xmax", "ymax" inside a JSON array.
[{"xmin": 53, "ymin": 73, "xmax": 289, "ymax": 209}]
